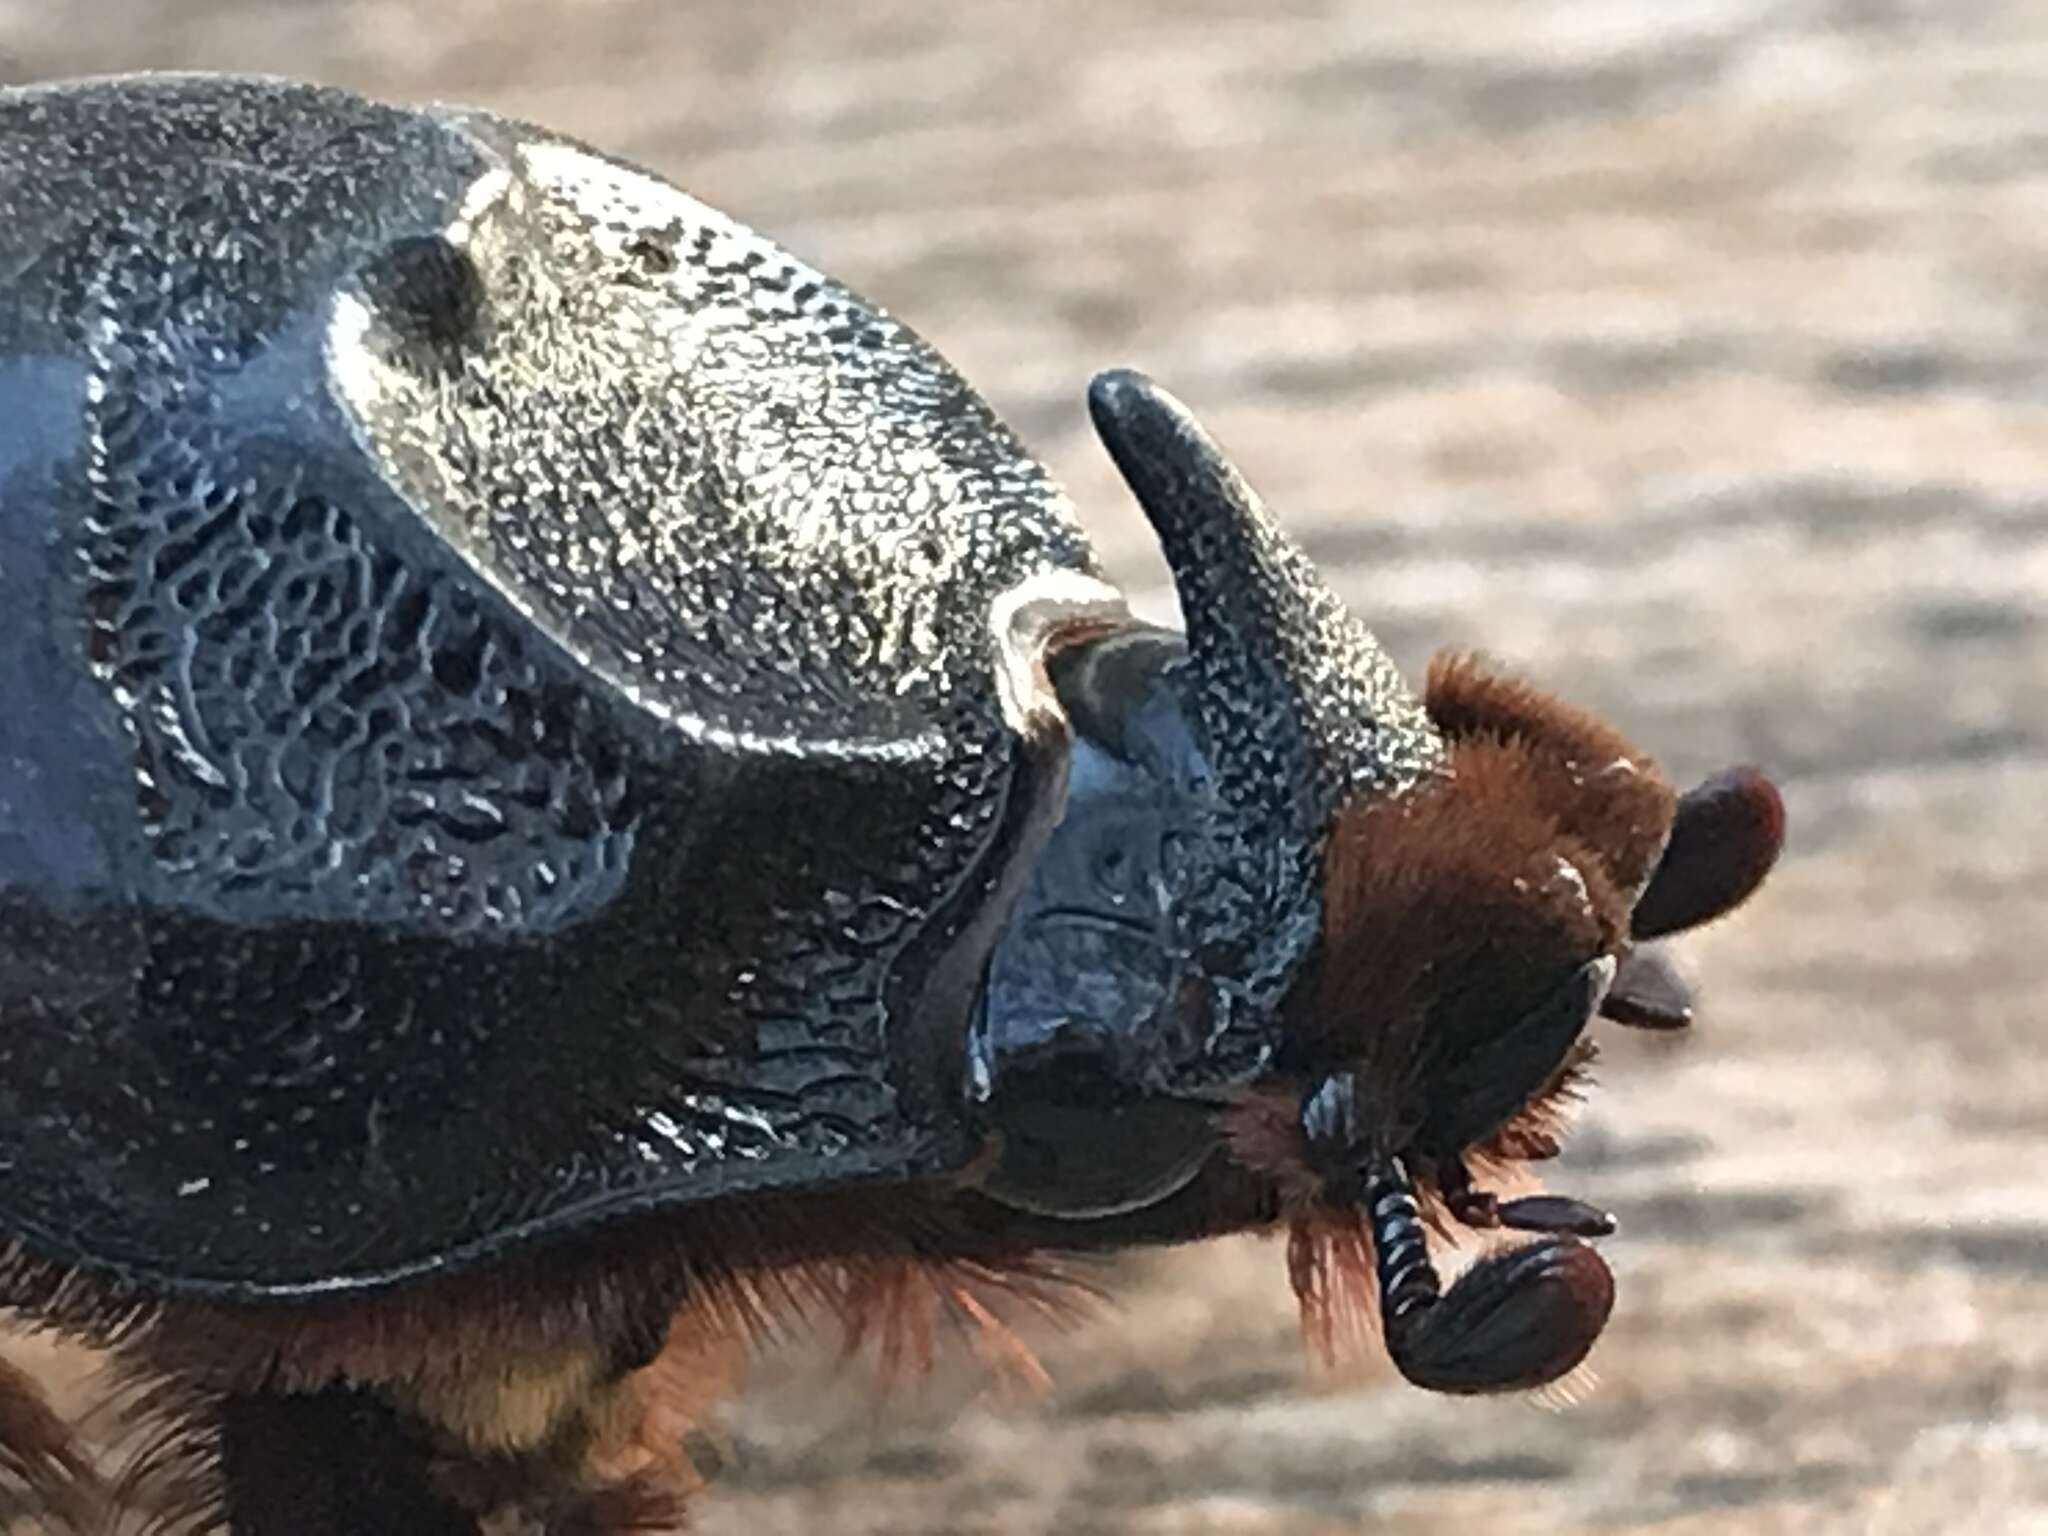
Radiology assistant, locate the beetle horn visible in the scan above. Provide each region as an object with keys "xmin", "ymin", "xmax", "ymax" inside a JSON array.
[{"xmin": 1087, "ymin": 370, "xmax": 1442, "ymax": 834}]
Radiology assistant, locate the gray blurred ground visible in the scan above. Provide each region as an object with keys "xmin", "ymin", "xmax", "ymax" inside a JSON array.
[{"xmin": 2, "ymin": 2, "xmax": 2045, "ymax": 1532}]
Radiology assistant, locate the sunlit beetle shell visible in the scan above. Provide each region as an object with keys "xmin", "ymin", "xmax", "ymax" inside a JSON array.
[
  {"xmin": 0, "ymin": 87, "xmax": 1787, "ymax": 1490},
  {"xmin": 0, "ymin": 74, "xmax": 1448, "ymax": 1300},
  {"xmin": 0, "ymin": 73, "xmax": 1095, "ymax": 1294}
]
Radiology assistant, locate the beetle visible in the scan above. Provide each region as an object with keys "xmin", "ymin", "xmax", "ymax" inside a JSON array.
[{"xmin": 0, "ymin": 73, "xmax": 1783, "ymax": 1534}]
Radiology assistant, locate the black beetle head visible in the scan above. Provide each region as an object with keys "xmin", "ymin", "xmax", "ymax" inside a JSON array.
[
  {"xmin": 966, "ymin": 373, "xmax": 1452, "ymax": 1217},
  {"xmin": 970, "ymin": 373, "xmax": 1609, "ymax": 1221},
  {"xmin": 971, "ymin": 373, "xmax": 1785, "ymax": 1395}
]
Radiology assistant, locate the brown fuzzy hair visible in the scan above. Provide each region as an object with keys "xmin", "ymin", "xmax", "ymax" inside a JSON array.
[
  {"xmin": 0, "ymin": 1179, "xmax": 1088, "ymax": 1534},
  {"xmin": 1291, "ymin": 652, "xmax": 1676, "ymax": 1116},
  {"xmin": 1230, "ymin": 653, "xmax": 1680, "ymax": 1358},
  {"xmin": 1423, "ymin": 651, "xmax": 1678, "ymax": 900}
]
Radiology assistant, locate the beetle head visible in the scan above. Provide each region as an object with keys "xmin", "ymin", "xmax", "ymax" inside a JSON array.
[
  {"xmin": 975, "ymin": 372, "xmax": 1783, "ymax": 1393},
  {"xmin": 1264, "ymin": 703, "xmax": 1782, "ymax": 1393}
]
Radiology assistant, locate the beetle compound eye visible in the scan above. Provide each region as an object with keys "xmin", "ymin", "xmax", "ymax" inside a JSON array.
[{"xmin": 1417, "ymin": 954, "xmax": 1615, "ymax": 1160}]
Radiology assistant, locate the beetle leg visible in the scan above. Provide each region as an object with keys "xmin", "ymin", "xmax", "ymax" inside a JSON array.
[{"xmin": 1361, "ymin": 1157, "xmax": 1614, "ymax": 1394}]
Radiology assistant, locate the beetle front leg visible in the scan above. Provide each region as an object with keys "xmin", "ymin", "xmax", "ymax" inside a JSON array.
[
  {"xmin": 1362, "ymin": 1158, "xmax": 1614, "ymax": 1395},
  {"xmin": 1298, "ymin": 1076, "xmax": 1616, "ymax": 1394}
]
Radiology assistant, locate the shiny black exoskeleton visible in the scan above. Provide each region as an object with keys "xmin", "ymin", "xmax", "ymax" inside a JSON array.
[
  {"xmin": 0, "ymin": 74, "xmax": 1449, "ymax": 1300},
  {"xmin": 0, "ymin": 73, "xmax": 1783, "ymax": 1536}
]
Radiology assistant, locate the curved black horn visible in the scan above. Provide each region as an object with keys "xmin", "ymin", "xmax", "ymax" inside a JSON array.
[{"xmin": 1087, "ymin": 370, "xmax": 1441, "ymax": 832}]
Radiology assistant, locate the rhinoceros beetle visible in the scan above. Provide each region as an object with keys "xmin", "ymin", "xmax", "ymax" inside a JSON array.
[{"xmin": 0, "ymin": 74, "xmax": 1783, "ymax": 1534}]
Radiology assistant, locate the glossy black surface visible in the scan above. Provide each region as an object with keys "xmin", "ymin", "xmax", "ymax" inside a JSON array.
[
  {"xmin": 1081, "ymin": 373, "xmax": 1444, "ymax": 1087},
  {"xmin": 0, "ymin": 75, "xmax": 1091, "ymax": 1296},
  {"xmin": 973, "ymin": 629, "xmax": 1220, "ymax": 1217},
  {"xmin": 0, "ymin": 78, "xmax": 1454, "ymax": 1304}
]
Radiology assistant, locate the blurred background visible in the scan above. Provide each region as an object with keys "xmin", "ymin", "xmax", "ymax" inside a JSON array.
[{"xmin": 2, "ymin": 2, "xmax": 2045, "ymax": 1532}]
